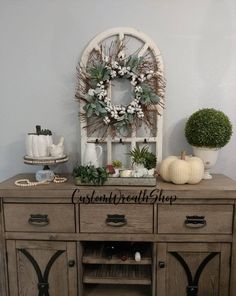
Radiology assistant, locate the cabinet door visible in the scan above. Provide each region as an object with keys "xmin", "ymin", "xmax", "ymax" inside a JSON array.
[
  {"xmin": 7, "ymin": 240, "xmax": 77, "ymax": 296},
  {"xmin": 156, "ymin": 243, "xmax": 231, "ymax": 296}
]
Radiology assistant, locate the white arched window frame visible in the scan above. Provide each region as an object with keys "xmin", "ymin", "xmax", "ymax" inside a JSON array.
[{"xmin": 78, "ymin": 27, "xmax": 165, "ymax": 166}]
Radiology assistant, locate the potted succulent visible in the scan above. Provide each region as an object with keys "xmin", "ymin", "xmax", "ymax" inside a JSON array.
[
  {"xmin": 129, "ymin": 146, "xmax": 157, "ymax": 177},
  {"xmin": 112, "ymin": 160, "xmax": 122, "ymax": 177},
  {"xmin": 185, "ymin": 108, "xmax": 232, "ymax": 179}
]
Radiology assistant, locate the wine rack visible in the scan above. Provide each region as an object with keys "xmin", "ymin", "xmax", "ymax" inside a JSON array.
[{"xmin": 82, "ymin": 242, "xmax": 153, "ymax": 296}]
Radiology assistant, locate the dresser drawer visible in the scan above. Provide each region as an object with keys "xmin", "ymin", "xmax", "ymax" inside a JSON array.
[
  {"xmin": 158, "ymin": 205, "xmax": 233, "ymax": 234},
  {"xmin": 4, "ymin": 204, "xmax": 75, "ymax": 233},
  {"xmin": 80, "ymin": 204, "xmax": 153, "ymax": 233}
]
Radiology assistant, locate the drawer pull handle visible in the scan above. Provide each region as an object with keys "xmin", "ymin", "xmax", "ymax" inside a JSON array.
[
  {"xmin": 159, "ymin": 261, "xmax": 166, "ymax": 268},
  {"xmin": 106, "ymin": 214, "xmax": 127, "ymax": 227},
  {"xmin": 68, "ymin": 260, "xmax": 75, "ymax": 267},
  {"xmin": 28, "ymin": 214, "xmax": 49, "ymax": 227},
  {"xmin": 185, "ymin": 215, "xmax": 206, "ymax": 228}
]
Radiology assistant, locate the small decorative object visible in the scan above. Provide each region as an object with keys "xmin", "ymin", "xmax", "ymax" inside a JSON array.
[
  {"xmin": 15, "ymin": 175, "xmax": 67, "ymax": 187},
  {"xmin": 106, "ymin": 164, "xmax": 116, "ymax": 175},
  {"xmin": 82, "ymin": 143, "xmax": 103, "ymax": 168},
  {"xmin": 23, "ymin": 155, "xmax": 68, "ymax": 182},
  {"xmin": 49, "ymin": 137, "xmax": 65, "ymax": 157},
  {"xmin": 129, "ymin": 146, "xmax": 156, "ymax": 177},
  {"xmin": 76, "ymin": 39, "xmax": 165, "ymax": 137},
  {"xmin": 159, "ymin": 151, "xmax": 204, "ymax": 185},
  {"xmin": 120, "ymin": 169, "xmax": 132, "ymax": 178},
  {"xmin": 26, "ymin": 125, "xmax": 53, "ymax": 158},
  {"xmin": 185, "ymin": 108, "xmax": 233, "ymax": 179},
  {"xmin": 36, "ymin": 169, "xmax": 55, "ymax": 182},
  {"xmin": 112, "ymin": 160, "xmax": 122, "ymax": 177},
  {"xmin": 73, "ymin": 165, "xmax": 109, "ymax": 185}
]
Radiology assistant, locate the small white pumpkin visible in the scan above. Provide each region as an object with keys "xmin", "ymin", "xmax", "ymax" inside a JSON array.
[{"xmin": 160, "ymin": 152, "xmax": 204, "ymax": 184}]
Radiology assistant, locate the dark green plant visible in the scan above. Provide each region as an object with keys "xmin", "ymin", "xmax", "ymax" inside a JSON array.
[
  {"xmin": 185, "ymin": 108, "xmax": 232, "ymax": 148},
  {"xmin": 73, "ymin": 165, "xmax": 109, "ymax": 185},
  {"xmin": 35, "ymin": 125, "xmax": 52, "ymax": 135},
  {"xmin": 128, "ymin": 145, "xmax": 157, "ymax": 169},
  {"xmin": 144, "ymin": 151, "xmax": 157, "ymax": 170}
]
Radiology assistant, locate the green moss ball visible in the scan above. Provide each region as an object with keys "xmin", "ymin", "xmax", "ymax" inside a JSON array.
[{"xmin": 185, "ymin": 108, "xmax": 232, "ymax": 148}]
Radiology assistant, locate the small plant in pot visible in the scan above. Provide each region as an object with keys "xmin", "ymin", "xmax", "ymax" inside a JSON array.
[
  {"xmin": 185, "ymin": 108, "xmax": 232, "ymax": 179},
  {"xmin": 129, "ymin": 146, "xmax": 157, "ymax": 177},
  {"xmin": 111, "ymin": 160, "xmax": 122, "ymax": 177}
]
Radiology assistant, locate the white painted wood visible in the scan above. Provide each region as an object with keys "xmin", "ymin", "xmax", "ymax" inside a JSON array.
[{"xmin": 78, "ymin": 27, "xmax": 165, "ymax": 166}]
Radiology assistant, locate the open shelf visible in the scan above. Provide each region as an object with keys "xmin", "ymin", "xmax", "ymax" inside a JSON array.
[
  {"xmin": 83, "ymin": 264, "xmax": 152, "ymax": 285},
  {"xmin": 82, "ymin": 242, "xmax": 152, "ymax": 265},
  {"xmin": 84, "ymin": 284, "xmax": 152, "ymax": 296}
]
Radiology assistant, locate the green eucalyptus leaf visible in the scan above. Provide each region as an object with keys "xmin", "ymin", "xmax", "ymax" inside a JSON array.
[{"xmin": 87, "ymin": 107, "xmax": 93, "ymax": 117}]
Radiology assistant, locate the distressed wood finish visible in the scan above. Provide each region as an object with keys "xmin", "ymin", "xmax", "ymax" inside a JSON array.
[
  {"xmin": 7, "ymin": 240, "xmax": 77, "ymax": 296},
  {"xmin": 4, "ymin": 203, "xmax": 75, "ymax": 233},
  {"xmin": 80, "ymin": 204, "xmax": 153, "ymax": 233},
  {"xmin": 1, "ymin": 174, "xmax": 236, "ymax": 200},
  {"xmin": 158, "ymin": 204, "xmax": 233, "ymax": 234},
  {"xmin": 156, "ymin": 242, "xmax": 231, "ymax": 296},
  {"xmin": 0, "ymin": 173, "xmax": 236, "ymax": 296}
]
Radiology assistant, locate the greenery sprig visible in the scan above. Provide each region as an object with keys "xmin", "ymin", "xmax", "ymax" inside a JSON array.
[
  {"xmin": 76, "ymin": 41, "xmax": 165, "ymax": 137},
  {"xmin": 73, "ymin": 165, "xmax": 109, "ymax": 185}
]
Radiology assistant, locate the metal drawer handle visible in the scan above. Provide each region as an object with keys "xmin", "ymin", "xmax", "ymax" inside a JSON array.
[
  {"xmin": 106, "ymin": 214, "xmax": 127, "ymax": 227},
  {"xmin": 185, "ymin": 215, "xmax": 206, "ymax": 228},
  {"xmin": 28, "ymin": 214, "xmax": 49, "ymax": 227}
]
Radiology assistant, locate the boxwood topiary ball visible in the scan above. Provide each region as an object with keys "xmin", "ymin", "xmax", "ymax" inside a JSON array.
[{"xmin": 185, "ymin": 108, "xmax": 232, "ymax": 148}]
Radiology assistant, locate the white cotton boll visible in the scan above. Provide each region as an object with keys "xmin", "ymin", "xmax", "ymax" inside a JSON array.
[
  {"xmin": 88, "ymin": 89, "xmax": 95, "ymax": 96},
  {"xmin": 111, "ymin": 70, "xmax": 117, "ymax": 78},
  {"xmin": 104, "ymin": 56, "xmax": 109, "ymax": 62},
  {"xmin": 118, "ymin": 51, "xmax": 125, "ymax": 60},
  {"xmin": 112, "ymin": 61, "xmax": 119, "ymax": 69},
  {"xmin": 135, "ymin": 86, "xmax": 142, "ymax": 93}
]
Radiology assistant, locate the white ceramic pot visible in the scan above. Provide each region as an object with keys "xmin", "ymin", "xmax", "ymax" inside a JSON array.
[
  {"xmin": 192, "ymin": 146, "xmax": 219, "ymax": 180},
  {"xmin": 112, "ymin": 168, "xmax": 120, "ymax": 178},
  {"xmin": 132, "ymin": 163, "xmax": 148, "ymax": 178}
]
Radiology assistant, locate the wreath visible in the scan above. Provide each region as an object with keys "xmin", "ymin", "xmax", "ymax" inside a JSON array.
[{"xmin": 76, "ymin": 42, "xmax": 165, "ymax": 137}]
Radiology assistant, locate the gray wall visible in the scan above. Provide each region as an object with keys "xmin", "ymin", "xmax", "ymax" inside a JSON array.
[{"xmin": 0, "ymin": 0, "xmax": 235, "ymax": 181}]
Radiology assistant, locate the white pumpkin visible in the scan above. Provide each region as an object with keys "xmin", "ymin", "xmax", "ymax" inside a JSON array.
[
  {"xmin": 26, "ymin": 134, "xmax": 52, "ymax": 158},
  {"xmin": 160, "ymin": 152, "xmax": 204, "ymax": 184}
]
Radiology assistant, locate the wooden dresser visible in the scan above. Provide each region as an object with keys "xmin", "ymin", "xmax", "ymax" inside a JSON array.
[{"xmin": 0, "ymin": 174, "xmax": 236, "ymax": 296}]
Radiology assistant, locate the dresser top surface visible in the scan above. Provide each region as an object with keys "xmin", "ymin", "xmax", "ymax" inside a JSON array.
[{"xmin": 0, "ymin": 174, "xmax": 236, "ymax": 200}]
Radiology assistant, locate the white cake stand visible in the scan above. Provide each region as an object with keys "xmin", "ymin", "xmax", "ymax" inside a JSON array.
[{"xmin": 23, "ymin": 155, "xmax": 69, "ymax": 181}]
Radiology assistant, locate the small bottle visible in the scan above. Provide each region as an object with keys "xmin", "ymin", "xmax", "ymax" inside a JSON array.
[
  {"xmin": 103, "ymin": 243, "xmax": 117, "ymax": 259},
  {"xmin": 132, "ymin": 243, "xmax": 146, "ymax": 262}
]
